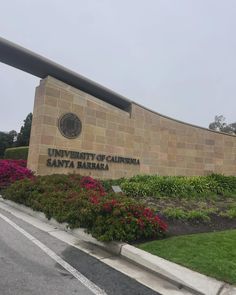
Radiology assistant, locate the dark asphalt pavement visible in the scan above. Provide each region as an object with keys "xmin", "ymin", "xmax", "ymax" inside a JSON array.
[{"xmin": 0, "ymin": 208, "xmax": 161, "ymax": 295}]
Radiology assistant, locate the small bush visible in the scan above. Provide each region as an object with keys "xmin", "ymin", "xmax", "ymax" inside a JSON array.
[
  {"xmin": 163, "ymin": 208, "xmax": 187, "ymax": 219},
  {"xmin": 163, "ymin": 207, "xmax": 212, "ymax": 222},
  {"xmin": 0, "ymin": 159, "xmax": 33, "ymax": 190},
  {"xmin": 4, "ymin": 146, "xmax": 29, "ymax": 160},
  {"xmin": 221, "ymin": 208, "xmax": 236, "ymax": 219},
  {"xmin": 186, "ymin": 210, "xmax": 210, "ymax": 222},
  {"xmin": 2, "ymin": 174, "xmax": 167, "ymax": 242}
]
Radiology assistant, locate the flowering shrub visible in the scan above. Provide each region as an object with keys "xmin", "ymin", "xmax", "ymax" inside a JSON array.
[
  {"xmin": 2, "ymin": 174, "xmax": 167, "ymax": 242},
  {"xmin": 80, "ymin": 176, "xmax": 105, "ymax": 195},
  {"xmin": 6, "ymin": 159, "xmax": 27, "ymax": 167},
  {"xmin": 80, "ymin": 176, "xmax": 167, "ymax": 240},
  {"xmin": 90, "ymin": 196, "xmax": 167, "ymax": 241},
  {"xmin": 0, "ymin": 159, "xmax": 33, "ymax": 189}
]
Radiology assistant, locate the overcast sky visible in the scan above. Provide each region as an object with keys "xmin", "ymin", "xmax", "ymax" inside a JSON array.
[{"xmin": 0, "ymin": 0, "xmax": 236, "ymax": 132}]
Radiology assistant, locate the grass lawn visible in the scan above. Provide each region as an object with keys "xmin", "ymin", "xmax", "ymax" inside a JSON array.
[{"xmin": 138, "ymin": 230, "xmax": 236, "ymax": 284}]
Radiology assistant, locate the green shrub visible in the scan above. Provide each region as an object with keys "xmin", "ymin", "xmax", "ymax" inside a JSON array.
[
  {"xmin": 120, "ymin": 175, "xmax": 216, "ymax": 198},
  {"xmin": 4, "ymin": 146, "xmax": 29, "ymax": 160},
  {"xmin": 208, "ymin": 174, "xmax": 236, "ymax": 194},
  {"xmin": 118, "ymin": 174, "xmax": 236, "ymax": 199}
]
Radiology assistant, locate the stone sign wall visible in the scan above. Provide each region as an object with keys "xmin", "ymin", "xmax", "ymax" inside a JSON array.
[{"xmin": 27, "ymin": 76, "xmax": 236, "ymax": 178}]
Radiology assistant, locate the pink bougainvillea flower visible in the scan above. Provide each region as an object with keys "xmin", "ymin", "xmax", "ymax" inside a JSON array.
[{"xmin": 0, "ymin": 160, "xmax": 34, "ymax": 189}]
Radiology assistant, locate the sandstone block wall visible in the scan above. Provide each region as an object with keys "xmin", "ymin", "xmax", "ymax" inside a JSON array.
[{"xmin": 27, "ymin": 76, "xmax": 236, "ymax": 178}]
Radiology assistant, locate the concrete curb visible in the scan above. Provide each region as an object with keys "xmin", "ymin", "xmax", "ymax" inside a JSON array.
[{"xmin": 1, "ymin": 197, "xmax": 236, "ymax": 295}]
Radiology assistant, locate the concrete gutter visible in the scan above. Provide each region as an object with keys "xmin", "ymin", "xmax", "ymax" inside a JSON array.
[{"xmin": 0, "ymin": 197, "xmax": 235, "ymax": 295}]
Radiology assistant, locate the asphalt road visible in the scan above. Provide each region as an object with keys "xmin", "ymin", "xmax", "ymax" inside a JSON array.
[{"xmin": 0, "ymin": 208, "xmax": 161, "ymax": 295}]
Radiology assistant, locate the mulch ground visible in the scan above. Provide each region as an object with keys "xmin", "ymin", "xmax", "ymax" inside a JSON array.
[
  {"xmin": 165, "ymin": 214, "xmax": 236, "ymax": 236},
  {"xmin": 136, "ymin": 194, "xmax": 236, "ymax": 237}
]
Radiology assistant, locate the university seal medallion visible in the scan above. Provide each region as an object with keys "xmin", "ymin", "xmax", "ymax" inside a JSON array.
[{"xmin": 58, "ymin": 113, "xmax": 82, "ymax": 139}]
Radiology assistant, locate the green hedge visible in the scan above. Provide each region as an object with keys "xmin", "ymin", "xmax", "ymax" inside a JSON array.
[
  {"xmin": 4, "ymin": 146, "xmax": 29, "ymax": 160},
  {"xmin": 104, "ymin": 174, "xmax": 236, "ymax": 199}
]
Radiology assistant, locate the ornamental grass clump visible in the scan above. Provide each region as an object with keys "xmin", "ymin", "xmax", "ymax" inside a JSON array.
[
  {"xmin": 0, "ymin": 159, "xmax": 33, "ymax": 190},
  {"xmin": 2, "ymin": 174, "xmax": 167, "ymax": 242}
]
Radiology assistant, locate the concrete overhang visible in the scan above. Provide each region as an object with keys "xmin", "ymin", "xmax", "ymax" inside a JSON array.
[{"xmin": 0, "ymin": 37, "xmax": 132, "ymax": 112}]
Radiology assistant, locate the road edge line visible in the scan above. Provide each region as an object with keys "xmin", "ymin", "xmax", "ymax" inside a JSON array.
[{"xmin": 1, "ymin": 197, "xmax": 235, "ymax": 295}]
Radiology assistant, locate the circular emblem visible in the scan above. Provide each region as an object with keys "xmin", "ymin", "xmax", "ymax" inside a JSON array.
[{"xmin": 58, "ymin": 113, "xmax": 82, "ymax": 139}]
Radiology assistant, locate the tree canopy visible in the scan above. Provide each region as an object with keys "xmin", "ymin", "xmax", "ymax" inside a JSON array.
[
  {"xmin": 209, "ymin": 115, "xmax": 236, "ymax": 135},
  {"xmin": 16, "ymin": 113, "xmax": 32, "ymax": 146},
  {"xmin": 0, "ymin": 130, "xmax": 17, "ymax": 158},
  {"xmin": 0, "ymin": 113, "xmax": 32, "ymax": 158}
]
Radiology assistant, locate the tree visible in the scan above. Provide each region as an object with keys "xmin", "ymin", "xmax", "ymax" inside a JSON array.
[
  {"xmin": 209, "ymin": 115, "xmax": 236, "ymax": 135},
  {"xmin": 16, "ymin": 113, "xmax": 33, "ymax": 146},
  {"xmin": 0, "ymin": 130, "xmax": 17, "ymax": 158}
]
